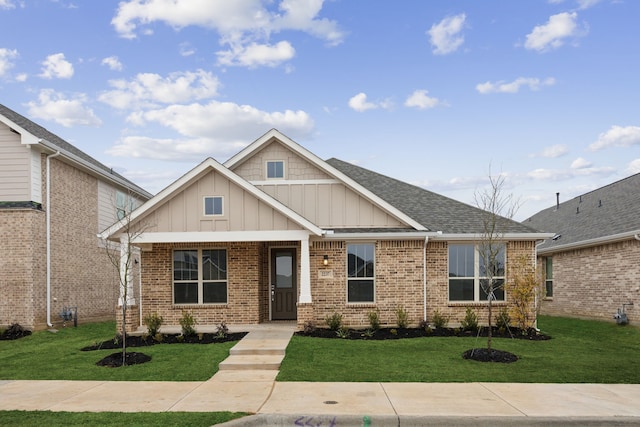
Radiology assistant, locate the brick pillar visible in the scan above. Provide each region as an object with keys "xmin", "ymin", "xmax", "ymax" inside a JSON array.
[
  {"xmin": 115, "ymin": 304, "xmax": 139, "ymax": 334},
  {"xmin": 297, "ymin": 302, "xmax": 314, "ymax": 330}
]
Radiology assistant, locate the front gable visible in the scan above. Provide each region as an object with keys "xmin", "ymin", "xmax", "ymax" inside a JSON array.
[{"xmin": 226, "ymin": 129, "xmax": 423, "ymax": 231}]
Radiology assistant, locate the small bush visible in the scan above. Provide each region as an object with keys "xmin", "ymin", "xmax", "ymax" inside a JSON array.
[
  {"xmin": 460, "ymin": 307, "xmax": 478, "ymax": 331},
  {"xmin": 143, "ymin": 312, "xmax": 163, "ymax": 336},
  {"xmin": 325, "ymin": 312, "xmax": 343, "ymax": 331},
  {"xmin": 431, "ymin": 310, "xmax": 449, "ymax": 328},
  {"xmin": 390, "ymin": 328, "xmax": 398, "ymax": 336},
  {"xmin": 303, "ymin": 320, "xmax": 316, "ymax": 334},
  {"xmin": 361, "ymin": 328, "xmax": 375, "ymax": 338},
  {"xmin": 179, "ymin": 311, "xmax": 197, "ymax": 336},
  {"xmin": 367, "ymin": 309, "xmax": 381, "ymax": 330},
  {"xmin": 395, "ymin": 306, "xmax": 409, "ymax": 328},
  {"xmin": 495, "ymin": 307, "xmax": 511, "ymax": 330},
  {"xmin": 335, "ymin": 327, "xmax": 350, "ymax": 339},
  {"xmin": 215, "ymin": 322, "xmax": 229, "ymax": 339}
]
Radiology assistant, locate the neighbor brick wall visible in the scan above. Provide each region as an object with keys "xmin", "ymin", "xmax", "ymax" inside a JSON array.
[
  {"xmin": 540, "ymin": 239, "xmax": 639, "ymax": 321},
  {"xmin": 0, "ymin": 208, "xmax": 45, "ymax": 329}
]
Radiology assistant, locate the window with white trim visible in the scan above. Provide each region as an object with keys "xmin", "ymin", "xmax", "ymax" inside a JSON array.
[
  {"xmin": 545, "ymin": 256, "xmax": 553, "ymax": 298},
  {"xmin": 204, "ymin": 196, "xmax": 223, "ymax": 216},
  {"xmin": 448, "ymin": 244, "xmax": 506, "ymax": 302},
  {"xmin": 116, "ymin": 191, "xmax": 136, "ymax": 220},
  {"xmin": 347, "ymin": 243, "xmax": 375, "ymax": 303},
  {"xmin": 173, "ymin": 249, "xmax": 227, "ymax": 304},
  {"xmin": 266, "ymin": 160, "xmax": 284, "ymax": 179}
]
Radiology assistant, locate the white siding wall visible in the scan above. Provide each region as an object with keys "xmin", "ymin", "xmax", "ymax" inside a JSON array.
[
  {"xmin": 0, "ymin": 124, "xmax": 31, "ymax": 202},
  {"xmin": 30, "ymin": 150, "xmax": 42, "ymax": 204}
]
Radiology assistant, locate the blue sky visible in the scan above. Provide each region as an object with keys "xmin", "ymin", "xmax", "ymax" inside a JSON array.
[{"xmin": 1, "ymin": 0, "xmax": 639, "ymax": 221}]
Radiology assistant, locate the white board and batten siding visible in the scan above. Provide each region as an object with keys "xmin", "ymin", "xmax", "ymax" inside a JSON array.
[{"xmin": 0, "ymin": 123, "xmax": 38, "ymax": 203}]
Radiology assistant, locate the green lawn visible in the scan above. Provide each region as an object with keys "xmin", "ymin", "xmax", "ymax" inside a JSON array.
[
  {"xmin": 277, "ymin": 315, "xmax": 640, "ymax": 383},
  {"xmin": 0, "ymin": 411, "xmax": 246, "ymax": 426},
  {"xmin": 0, "ymin": 321, "xmax": 235, "ymax": 381}
]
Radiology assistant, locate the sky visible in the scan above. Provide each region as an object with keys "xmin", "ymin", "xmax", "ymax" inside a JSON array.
[{"xmin": 1, "ymin": 0, "xmax": 639, "ymax": 222}]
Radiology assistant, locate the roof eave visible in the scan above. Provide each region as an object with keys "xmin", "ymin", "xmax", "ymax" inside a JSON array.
[{"xmin": 538, "ymin": 229, "xmax": 640, "ymax": 255}]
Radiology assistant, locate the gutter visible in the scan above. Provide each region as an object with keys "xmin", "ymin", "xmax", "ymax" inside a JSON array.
[{"xmin": 46, "ymin": 151, "xmax": 61, "ymax": 327}]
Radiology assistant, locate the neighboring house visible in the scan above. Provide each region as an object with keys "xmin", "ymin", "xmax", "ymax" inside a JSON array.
[
  {"xmin": 0, "ymin": 104, "xmax": 152, "ymax": 330},
  {"xmin": 524, "ymin": 173, "xmax": 640, "ymax": 322},
  {"xmin": 102, "ymin": 129, "xmax": 551, "ymax": 332}
]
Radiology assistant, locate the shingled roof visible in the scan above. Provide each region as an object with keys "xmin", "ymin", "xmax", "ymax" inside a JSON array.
[
  {"xmin": 524, "ymin": 172, "xmax": 640, "ymax": 252},
  {"xmin": 326, "ymin": 158, "xmax": 539, "ymax": 235},
  {"xmin": 0, "ymin": 103, "xmax": 151, "ymax": 198}
]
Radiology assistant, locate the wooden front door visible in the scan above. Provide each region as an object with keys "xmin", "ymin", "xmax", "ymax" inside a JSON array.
[{"xmin": 271, "ymin": 248, "xmax": 297, "ymax": 320}]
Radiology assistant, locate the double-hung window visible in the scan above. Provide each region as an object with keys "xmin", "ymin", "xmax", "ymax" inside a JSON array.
[
  {"xmin": 173, "ymin": 249, "xmax": 227, "ymax": 304},
  {"xmin": 347, "ymin": 243, "xmax": 375, "ymax": 303},
  {"xmin": 545, "ymin": 257, "xmax": 553, "ymax": 298},
  {"xmin": 449, "ymin": 244, "xmax": 506, "ymax": 302}
]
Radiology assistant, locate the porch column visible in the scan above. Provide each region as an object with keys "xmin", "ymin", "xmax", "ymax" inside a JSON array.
[
  {"xmin": 299, "ymin": 235, "xmax": 312, "ymax": 303},
  {"xmin": 118, "ymin": 236, "xmax": 136, "ymax": 306}
]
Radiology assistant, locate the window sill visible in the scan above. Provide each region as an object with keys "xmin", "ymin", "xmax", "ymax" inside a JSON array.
[
  {"xmin": 173, "ymin": 303, "xmax": 229, "ymax": 308},
  {"xmin": 448, "ymin": 302, "xmax": 507, "ymax": 307},
  {"xmin": 346, "ymin": 303, "xmax": 376, "ymax": 308}
]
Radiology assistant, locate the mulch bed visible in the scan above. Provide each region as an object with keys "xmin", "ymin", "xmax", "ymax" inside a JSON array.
[
  {"xmin": 96, "ymin": 351, "xmax": 152, "ymax": 367},
  {"xmin": 462, "ymin": 348, "xmax": 519, "ymax": 363},
  {"xmin": 296, "ymin": 326, "xmax": 550, "ymax": 341},
  {"xmin": 81, "ymin": 332, "xmax": 248, "ymax": 351},
  {"xmin": 0, "ymin": 323, "xmax": 32, "ymax": 340}
]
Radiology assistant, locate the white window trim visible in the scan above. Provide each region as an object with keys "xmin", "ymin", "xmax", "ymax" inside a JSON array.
[
  {"xmin": 203, "ymin": 196, "xmax": 224, "ymax": 216},
  {"xmin": 266, "ymin": 160, "xmax": 285, "ymax": 180},
  {"xmin": 173, "ymin": 248, "xmax": 228, "ymax": 305},
  {"xmin": 448, "ymin": 243, "xmax": 507, "ymax": 303},
  {"xmin": 346, "ymin": 242, "xmax": 376, "ymax": 304}
]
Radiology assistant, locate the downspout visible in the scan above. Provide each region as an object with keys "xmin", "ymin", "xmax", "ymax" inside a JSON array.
[
  {"xmin": 138, "ymin": 252, "xmax": 143, "ymax": 328},
  {"xmin": 46, "ymin": 151, "xmax": 61, "ymax": 327},
  {"xmin": 423, "ymin": 236, "xmax": 429, "ymax": 322}
]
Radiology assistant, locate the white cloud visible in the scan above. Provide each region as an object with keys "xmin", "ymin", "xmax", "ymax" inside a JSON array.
[
  {"xmin": 349, "ymin": 92, "xmax": 387, "ymax": 113},
  {"xmin": 527, "ymin": 165, "xmax": 614, "ymax": 181},
  {"xmin": 577, "ymin": 0, "xmax": 601, "ymax": 9},
  {"xmin": 531, "ymin": 144, "xmax": 569, "ymax": 158},
  {"xmin": 524, "ymin": 12, "xmax": 584, "ymax": 52},
  {"xmin": 108, "ymin": 100, "xmax": 314, "ymax": 161},
  {"xmin": 26, "ymin": 89, "xmax": 102, "ymax": 127},
  {"xmin": 0, "ymin": 48, "xmax": 18, "ymax": 77},
  {"xmin": 626, "ymin": 159, "xmax": 640, "ymax": 175},
  {"xmin": 404, "ymin": 90, "xmax": 441, "ymax": 109},
  {"xmin": 476, "ymin": 77, "xmax": 556, "ymax": 94},
  {"xmin": 111, "ymin": 0, "xmax": 343, "ymax": 68},
  {"xmin": 570, "ymin": 157, "xmax": 592, "ymax": 169},
  {"xmin": 216, "ymin": 40, "xmax": 295, "ymax": 68},
  {"xmin": 179, "ymin": 42, "xmax": 195, "ymax": 57},
  {"xmin": 588, "ymin": 125, "xmax": 640, "ymax": 151},
  {"xmin": 101, "ymin": 56, "xmax": 123, "ymax": 71},
  {"xmin": 99, "ymin": 69, "xmax": 220, "ymax": 109},
  {"xmin": 0, "ymin": 0, "xmax": 15, "ymax": 9},
  {"xmin": 427, "ymin": 13, "xmax": 466, "ymax": 55},
  {"xmin": 39, "ymin": 53, "xmax": 74, "ymax": 79}
]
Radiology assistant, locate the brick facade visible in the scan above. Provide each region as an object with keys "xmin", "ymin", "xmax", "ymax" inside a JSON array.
[
  {"xmin": 1, "ymin": 156, "xmax": 120, "ymax": 330},
  {"xmin": 130, "ymin": 238, "xmax": 540, "ymax": 332},
  {"xmin": 540, "ymin": 239, "xmax": 639, "ymax": 321}
]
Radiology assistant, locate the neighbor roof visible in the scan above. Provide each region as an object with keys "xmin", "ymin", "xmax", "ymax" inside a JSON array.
[
  {"xmin": 0, "ymin": 103, "xmax": 151, "ymax": 199},
  {"xmin": 327, "ymin": 158, "xmax": 539, "ymax": 235},
  {"xmin": 524, "ymin": 172, "xmax": 640, "ymax": 252}
]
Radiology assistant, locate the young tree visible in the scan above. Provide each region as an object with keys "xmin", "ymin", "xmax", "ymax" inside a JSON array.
[
  {"xmin": 507, "ymin": 254, "xmax": 545, "ymax": 332},
  {"xmin": 474, "ymin": 171, "xmax": 518, "ymax": 351},
  {"xmin": 101, "ymin": 191, "xmax": 145, "ymax": 366}
]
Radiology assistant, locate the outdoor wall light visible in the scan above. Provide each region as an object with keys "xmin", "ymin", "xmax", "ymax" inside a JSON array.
[{"xmin": 323, "ymin": 255, "xmax": 329, "ymax": 266}]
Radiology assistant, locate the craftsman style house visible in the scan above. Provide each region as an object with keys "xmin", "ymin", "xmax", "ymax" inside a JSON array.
[
  {"xmin": 525, "ymin": 173, "xmax": 640, "ymax": 322},
  {"xmin": 0, "ymin": 104, "xmax": 151, "ymax": 330},
  {"xmin": 103, "ymin": 129, "xmax": 551, "ymax": 332}
]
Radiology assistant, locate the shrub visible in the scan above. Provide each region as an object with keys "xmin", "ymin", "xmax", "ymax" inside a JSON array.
[
  {"xmin": 495, "ymin": 307, "xmax": 511, "ymax": 330},
  {"xmin": 179, "ymin": 311, "xmax": 197, "ymax": 336},
  {"xmin": 325, "ymin": 312, "xmax": 343, "ymax": 331},
  {"xmin": 395, "ymin": 306, "xmax": 409, "ymax": 328},
  {"xmin": 335, "ymin": 327, "xmax": 350, "ymax": 339},
  {"xmin": 506, "ymin": 254, "xmax": 544, "ymax": 330},
  {"xmin": 431, "ymin": 310, "xmax": 449, "ymax": 328},
  {"xmin": 460, "ymin": 307, "xmax": 478, "ymax": 331},
  {"xmin": 215, "ymin": 322, "xmax": 229, "ymax": 339},
  {"xmin": 361, "ymin": 328, "xmax": 375, "ymax": 338},
  {"xmin": 367, "ymin": 309, "xmax": 381, "ymax": 330},
  {"xmin": 303, "ymin": 320, "xmax": 316, "ymax": 334},
  {"xmin": 143, "ymin": 312, "xmax": 164, "ymax": 336}
]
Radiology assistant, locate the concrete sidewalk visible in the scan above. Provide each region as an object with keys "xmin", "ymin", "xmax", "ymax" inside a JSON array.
[{"xmin": 2, "ymin": 325, "xmax": 640, "ymax": 425}]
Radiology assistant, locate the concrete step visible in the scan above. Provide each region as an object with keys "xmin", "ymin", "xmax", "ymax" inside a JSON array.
[
  {"xmin": 229, "ymin": 347, "xmax": 285, "ymax": 356},
  {"xmin": 218, "ymin": 355, "xmax": 284, "ymax": 371}
]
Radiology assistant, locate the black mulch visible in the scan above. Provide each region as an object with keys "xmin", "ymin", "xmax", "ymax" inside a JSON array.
[
  {"xmin": 96, "ymin": 351, "xmax": 152, "ymax": 367},
  {"xmin": 81, "ymin": 332, "xmax": 248, "ymax": 351},
  {"xmin": 0, "ymin": 323, "xmax": 32, "ymax": 340},
  {"xmin": 462, "ymin": 348, "xmax": 519, "ymax": 363},
  {"xmin": 296, "ymin": 326, "xmax": 550, "ymax": 341}
]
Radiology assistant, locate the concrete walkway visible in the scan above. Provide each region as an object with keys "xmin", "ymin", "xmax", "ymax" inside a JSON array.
[{"xmin": 1, "ymin": 324, "xmax": 640, "ymax": 425}]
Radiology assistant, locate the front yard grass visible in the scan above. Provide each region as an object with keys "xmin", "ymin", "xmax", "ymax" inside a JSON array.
[
  {"xmin": 0, "ymin": 321, "xmax": 235, "ymax": 381},
  {"xmin": 277, "ymin": 315, "xmax": 640, "ymax": 383}
]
